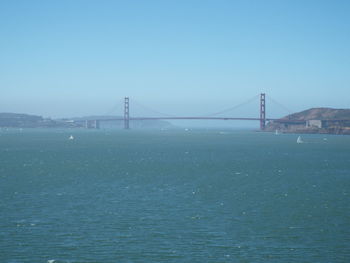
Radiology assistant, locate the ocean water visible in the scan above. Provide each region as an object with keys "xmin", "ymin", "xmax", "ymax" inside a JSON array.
[{"xmin": 0, "ymin": 129, "xmax": 349, "ymax": 263}]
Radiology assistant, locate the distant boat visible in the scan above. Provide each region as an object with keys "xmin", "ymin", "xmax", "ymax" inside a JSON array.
[
  {"xmin": 275, "ymin": 129, "xmax": 280, "ymax": 135},
  {"xmin": 68, "ymin": 135, "xmax": 74, "ymax": 140},
  {"xmin": 297, "ymin": 136, "xmax": 303, "ymax": 144}
]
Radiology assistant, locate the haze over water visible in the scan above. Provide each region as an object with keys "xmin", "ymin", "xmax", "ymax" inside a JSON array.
[{"xmin": 1, "ymin": 129, "xmax": 349, "ymax": 262}]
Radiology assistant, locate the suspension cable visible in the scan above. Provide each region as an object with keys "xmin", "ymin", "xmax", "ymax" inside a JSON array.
[
  {"xmin": 266, "ymin": 95, "xmax": 293, "ymax": 114},
  {"xmin": 100, "ymin": 99, "xmax": 124, "ymax": 116},
  {"xmin": 131, "ymin": 99, "xmax": 175, "ymax": 117},
  {"xmin": 203, "ymin": 94, "xmax": 260, "ymax": 117}
]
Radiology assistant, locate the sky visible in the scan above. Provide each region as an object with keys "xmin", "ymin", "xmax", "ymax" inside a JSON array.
[{"xmin": 0, "ymin": 0, "xmax": 350, "ymax": 121}]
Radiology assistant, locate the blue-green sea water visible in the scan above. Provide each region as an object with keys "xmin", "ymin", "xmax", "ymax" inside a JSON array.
[{"xmin": 0, "ymin": 129, "xmax": 349, "ymax": 263}]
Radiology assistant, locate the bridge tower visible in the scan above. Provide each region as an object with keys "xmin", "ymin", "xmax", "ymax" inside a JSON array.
[
  {"xmin": 124, "ymin": 97, "xmax": 130, "ymax": 129},
  {"xmin": 260, "ymin": 93, "xmax": 266, "ymax": 130}
]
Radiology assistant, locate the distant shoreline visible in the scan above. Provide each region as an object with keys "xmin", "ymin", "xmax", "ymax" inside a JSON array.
[{"xmin": 265, "ymin": 107, "xmax": 350, "ymax": 135}]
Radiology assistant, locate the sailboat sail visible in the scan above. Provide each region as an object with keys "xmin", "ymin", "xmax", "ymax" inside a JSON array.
[{"xmin": 297, "ymin": 136, "xmax": 303, "ymax": 144}]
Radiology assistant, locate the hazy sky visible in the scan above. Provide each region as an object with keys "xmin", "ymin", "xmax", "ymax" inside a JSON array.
[{"xmin": 1, "ymin": 0, "xmax": 349, "ymax": 119}]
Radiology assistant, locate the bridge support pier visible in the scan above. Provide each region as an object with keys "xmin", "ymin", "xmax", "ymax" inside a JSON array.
[
  {"xmin": 260, "ymin": 93, "xmax": 266, "ymax": 130},
  {"xmin": 85, "ymin": 120, "xmax": 100, "ymax": 129},
  {"xmin": 93, "ymin": 120, "xmax": 100, "ymax": 129},
  {"xmin": 124, "ymin": 97, "xmax": 130, "ymax": 129}
]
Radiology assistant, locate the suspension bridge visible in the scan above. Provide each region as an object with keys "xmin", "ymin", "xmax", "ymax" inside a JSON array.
[{"xmin": 76, "ymin": 93, "xmax": 302, "ymax": 130}]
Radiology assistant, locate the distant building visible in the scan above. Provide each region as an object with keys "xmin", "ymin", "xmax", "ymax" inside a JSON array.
[{"xmin": 306, "ymin": 120, "xmax": 323, "ymax": 128}]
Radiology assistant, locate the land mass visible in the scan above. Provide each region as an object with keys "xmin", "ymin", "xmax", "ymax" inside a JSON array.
[
  {"xmin": 0, "ymin": 113, "xmax": 172, "ymax": 129},
  {"xmin": 266, "ymin": 108, "xmax": 350, "ymax": 135},
  {"xmin": 2, "ymin": 108, "xmax": 350, "ymax": 134}
]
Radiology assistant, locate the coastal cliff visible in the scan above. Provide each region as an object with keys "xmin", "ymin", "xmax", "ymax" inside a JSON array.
[{"xmin": 266, "ymin": 108, "xmax": 350, "ymax": 135}]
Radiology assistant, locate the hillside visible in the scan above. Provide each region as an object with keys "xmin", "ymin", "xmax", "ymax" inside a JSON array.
[
  {"xmin": 284, "ymin": 108, "xmax": 350, "ymax": 121},
  {"xmin": 0, "ymin": 113, "xmax": 44, "ymax": 128},
  {"xmin": 0, "ymin": 113, "xmax": 75, "ymax": 128},
  {"xmin": 266, "ymin": 108, "xmax": 350, "ymax": 134}
]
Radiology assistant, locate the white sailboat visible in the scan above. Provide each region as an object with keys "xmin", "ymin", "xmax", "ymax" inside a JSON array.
[
  {"xmin": 297, "ymin": 136, "xmax": 303, "ymax": 144},
  {"xmin": 275, "ymin": 129, "xmax": 280, "ymax": 135},
  {"xmin": 68, "ymin": 135, "xmax": 74, "ymax": 140}
]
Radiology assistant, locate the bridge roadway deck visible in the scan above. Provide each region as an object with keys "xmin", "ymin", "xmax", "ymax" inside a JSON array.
[{"xmin": 77, "ymin": 117, "xmax": 305, "ymax": 122}]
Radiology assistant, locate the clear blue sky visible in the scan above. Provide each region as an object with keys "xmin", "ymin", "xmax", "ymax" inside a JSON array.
[{"xmin": 0, "ymin": 0, "xmax": 349, "ymax": 119}]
